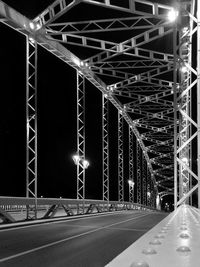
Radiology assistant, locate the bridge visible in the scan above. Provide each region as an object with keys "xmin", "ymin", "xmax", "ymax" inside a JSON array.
[{"xmin": 0, "ymin": 0, "xmax": 200, "ymax": 266}]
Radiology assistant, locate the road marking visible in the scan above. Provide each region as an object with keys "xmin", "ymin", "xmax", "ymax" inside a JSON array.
[{"xmin": 0, "ymin": 212, "xmax": 151, "ymax": 263}]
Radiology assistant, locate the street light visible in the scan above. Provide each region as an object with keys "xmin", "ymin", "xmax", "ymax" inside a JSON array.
[
  {"xmin": 128, "ymin": 180, "xmax": 135, "ymax": 203},
  {"xmin": 72, "ymin": 154, "xmax": 90, "ymax": 169},
  {"xmin": 167, "ymin": 9, "xmax": 178, "ymax": 22}
]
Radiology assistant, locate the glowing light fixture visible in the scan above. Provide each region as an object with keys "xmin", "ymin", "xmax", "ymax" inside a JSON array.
[
  {"xmin": 180, "ymin": 65, "xmax": 187, "ymax": 73},
  {"xmin": 29, "ymin": 22, "xmax": 35, "ymax": 30},
  {"xmin": 128, "ymin": 180, "xmax": 135, "ymax": 186},
  {"xmin": 72, "ymin": 154, "xmax": 90, "ymax": 169},
  {"xmin": 182, "ymin": 157, "xmax": 188, "ymax": 164},
  {"xmin": 167, "ymin": 9, "xmax": 178, "ymax": 22},
  {"xmin": 73, "ymin": 57, "xmax": 81, "ymax": 67}
]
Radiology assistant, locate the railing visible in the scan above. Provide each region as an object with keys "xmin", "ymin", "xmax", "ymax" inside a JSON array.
[{"xmin": 0, "ymin": 196, "xmax": 156, "ymax": 223}]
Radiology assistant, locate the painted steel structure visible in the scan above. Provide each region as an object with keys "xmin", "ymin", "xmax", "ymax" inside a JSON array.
[{"xmin": 0, "ymin": 0, "xmax": 199, "ymax": 223}]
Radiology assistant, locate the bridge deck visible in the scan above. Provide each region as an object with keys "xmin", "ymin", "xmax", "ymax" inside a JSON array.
[{"xmin": 0, "ymin": 210, "xmax": 166, "ymax": 267}]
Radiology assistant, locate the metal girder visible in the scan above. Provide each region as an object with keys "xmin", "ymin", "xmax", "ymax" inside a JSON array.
[
  {"xmin": 118, "ymin": 111, "xmax": 124, "ymax": 202},
  {"xmin": 109, "ymin": 64, "xmax": 173, "ymax": 90},
  {"xmin": 34, "ymin": 0, "xmax": 82, "ymax": 26},
  {"xmin": 87, "ymin": 24, "xmax": 173, "ymax": 63},
  {"xmin": 197, "ymin": 0, "xmax": 200, "ymax": 208},
  {"xmin": 129, "ymin": 127, "xmax": 134, "ymax": 203},
  {"xmin": 47, "ymin": 16, "xmax": 166, "ymax": 34},
  {"xmin": 26, "ymin": 37, "xmax": 38, "ymax": 220},
  {"xmin": 88, "ymin": 46, "xmax": 173, "ymax": 64},
  {"xmin": 76, "ymin": 72, "xmax": 86, "ymax": 202},
  {"xmin": 147, "ymin": 170, "xmax": 151, "ymax": 206},
  {"xmin": 174, "ymin": 0, "xmax": 200, "ymax": 208},
  {"xmin": 102, "ymin": 94, "xmax": 109, "ymax": 202},
  {"xmin": 136, "ymin": 141, "xmax": 141, "ymax": 204},
  {"xmin": 142, "ymin": 152, "xmax": 147, "ymax": 205},
  {"xmin": 126, "ymin": 88, "xmax": 173, "ymax": 108},
  {"xmin": 49, "ymin": 33, "xmax": 117, "ymax": 51},
  {"xmin": 92, "ymin": 68, "xmax": 134, "ymax": 80},
  {"xmin": 92, "ymin": 60, "xmax": 170, "ymax": 70},
  {"xmin": 82, "ymin": 0, "xmax": 173, "ymax": 19}
]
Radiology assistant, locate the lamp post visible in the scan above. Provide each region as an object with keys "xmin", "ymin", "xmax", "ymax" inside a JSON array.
[
  {"xmin": 128, "ymin": 180, "xmax": 135, "ymax": 203},
  {"xmin": 147, "ymin": 191, "xmax": 151, "ymax": 207},
  {"xmin": 72, "ymin": 154, "xmax": 89, "ymax": 214}
]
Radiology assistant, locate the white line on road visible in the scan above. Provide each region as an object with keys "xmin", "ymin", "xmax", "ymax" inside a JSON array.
[{"xmin": 0, "ymin": 212, "xmax": 151, "ymax": 263}]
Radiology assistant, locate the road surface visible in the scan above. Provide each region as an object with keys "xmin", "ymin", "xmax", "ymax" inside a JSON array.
[{"xmin": 0, "ymin": 210, "xmax": 167, "ymax": 267}]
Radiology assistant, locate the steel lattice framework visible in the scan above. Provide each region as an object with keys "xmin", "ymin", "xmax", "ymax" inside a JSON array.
[
  {"xmin": 0, "ymin": 0, "xmax": 200, "ymax": 209},
  {"xmin": 102, "ymin": 95, "xmax": 109, "ymax": 202},
  {"xmin": 26, "ymin": 38, "xmax": 38, "ymax": 219},
  {"xmin": 118, "ymin": 111, "xmax": 124, "ymax": 202},
  {"xmin": 76, "ymin": 72, "xmax": 86, "ymax": 201}
]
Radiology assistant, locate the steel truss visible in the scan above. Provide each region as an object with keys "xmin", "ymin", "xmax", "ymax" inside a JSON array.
[
  {"xmin": 129, "ymin": 127, "xmax": 134, "ymax": 203},
  {"xmin": 142, "ymin": 152, "xmax": 147, "ymax": 205},
  {"xmin": 174, "ymin": 0, "xmax": 200, "ymax": 208},
  {"xmin": 147, "ymin": 170, "xmax": 151, "ymax": 206},
  {"xmin": 26, "ymin": 37, "xmax": 38, "ymax": 220},
  {"xmin": 102, "ymin": 95, "xmax": 109, "ymax": 202},
  {"xmin": 136, "ymin": 142, "xmax": 141, "ymax": 204},
  {"xmin": 3, "ymin": 0, "xmax": 200, "ymax": 207},
  {"xmin": 118, "ymin": 111, "xmax": 124, "ymax": 202},
  {"xmin": 76, "ymin": 72, "xmax": 86, "ymax": 205}
]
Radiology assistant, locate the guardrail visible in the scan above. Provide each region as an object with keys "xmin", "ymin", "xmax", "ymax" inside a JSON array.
[
  {"xmin": 0, "ymin": 196, "xmax": 156, "ymax": 223},
  {"xmin": 106, "ymin": 204, "xmax": 200, "ymax": 267}
]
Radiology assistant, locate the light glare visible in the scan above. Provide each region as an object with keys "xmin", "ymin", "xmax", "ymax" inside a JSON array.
[{"xmin": 167, "ymin": 9, "xmax": 178, "ymax": 22}]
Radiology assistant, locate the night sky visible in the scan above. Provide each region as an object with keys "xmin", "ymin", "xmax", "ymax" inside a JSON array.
[
  {"xmin": 0, "ymin": 0, "xmax": 185, "ymax": 208},
  {"xmin": 0, "ymin": 0, "xmax": 133, "ymax": 201}
]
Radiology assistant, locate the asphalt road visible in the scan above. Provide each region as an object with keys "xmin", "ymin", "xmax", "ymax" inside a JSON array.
[{"xmin": 0, "ymin": 210, "xmax": 167, "ymax": 267}]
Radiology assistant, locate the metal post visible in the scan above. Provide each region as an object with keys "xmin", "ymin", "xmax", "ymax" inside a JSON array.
[
  {"xmin": 118, "ymin": 111, "xmax": 124, "ymax": 202},
  {"xmin": 129, "ymin": 126, "xmax": 134, "ymax": 199},
  {"xmin": 136, "ymin": 141, "xmax": 141, "ymax": 204},
  {"xmin": 197, "ymin": 0, "xmax": 200, "ymax": 208},
  {"xmin": 26, "ymin": 37, "xmax": 38, "ymax": 220},
  {"xmin": 142, "ymin": 153, "xmax": 147, "ymax": 206},
  {"xmin": 76, "ymin": 71, "xmax": 86, "ymax": 213},
  {"xmin": 102, "ymin": 94, "xmax": 109, "ymax": 204},
  {"xmin": 128, "ymin": 181, "xmax": 134, "ymax": 203}
]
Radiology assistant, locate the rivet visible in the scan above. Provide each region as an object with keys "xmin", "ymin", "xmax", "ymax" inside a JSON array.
[
  {"xmin": 159, "ymin": 230, "xmax": 167, "ymax": 234},
  {"xmin": 130, "ymin": 261, "xmax": 149, "ymax": 267},
  {"xmin": 180, "ymin": 226, "xmax": 187, "ymax": 230},
  {"xmin": 154, "ymin": 234, "xmax": 165, "ymax": 239},
  {"xmin": 179, "ymin": 233, "xmax": 190, "ymax": 239},
  {"xmin": 176, "ymin": 246, "xmax": 191, "ymax": 253},
  {"xmin": 149, "ymin": 239, "xmax": 162, "ymax": 245},
  {"xmin": 142, "ymin": 248, "xmax": 157, "ymax": 255}
]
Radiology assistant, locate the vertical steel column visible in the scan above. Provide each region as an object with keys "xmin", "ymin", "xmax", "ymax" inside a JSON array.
[
  {"xmin": 102, "ymin": 94, "xmax": 109, "ymax": 202},
  {"xmin": 142, "ymin": 153, "xmax": 147, "ymax": 205},
  {"xmin": 76, "ymin": 71, "xmax": 86, "ymax": 205},
  {"xmin": 129, "ymin": 126, "xmax": 134, "ymax": 202},
  {"xmin": 136, "ymin": 142, "xmax": 141, "ymax": 204},
  {"xmin": 118, "ymin": 111, "xmax": 124, "ymax": 202},
  {"xmin": 26, "ymin": 37, "xmax": 38, "ymax": 220},
  {"xmin": 197, "ymin": 0, "xmax": 200, "ymax": 208},
  {"xmin": 175, "ymin": 1, "xmax": 198, "ymax": 207},
  {"xmin": 173, "ymin": 19, "xmax": 178, "ymax": 209},
  {"xmin": 147, "ymin": 170, "xmax": 151, "ymax": 207}
]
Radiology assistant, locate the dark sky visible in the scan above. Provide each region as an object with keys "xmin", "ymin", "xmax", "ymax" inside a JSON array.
[
  {"xmin": 0, "ymin": 0, "xmax": 180, "ymax": 206},
  {"xmin": 0, "ymin": 0, "xmax": 132, "ymax": 201}
]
